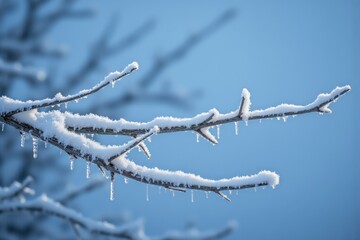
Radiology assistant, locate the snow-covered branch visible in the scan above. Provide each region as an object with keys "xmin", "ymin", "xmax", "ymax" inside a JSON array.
[
  {"xmin": 0, "ymin": 58, "xmax": 46, "ymax": 82},
  {"xmin": 0, "ymin": 194, "xmax": 145, "ymax": 239},
  {"xmin": 0, "ymin": 178, "xmax": 234, "ymax": 239},
  {"xmin": 1, "ymin": 62, "xmax": 138, "ymax": 116},
  {"xmin": 0, "ymin": 62, "xmax": 351, "ymax": 201},
  {"xmin": 65, "ymin": 85, "xmax": 350, "ymax": 138},
  {"xmin": 0, "ymin": 177, "xmax": 33, "ymax": 201}
]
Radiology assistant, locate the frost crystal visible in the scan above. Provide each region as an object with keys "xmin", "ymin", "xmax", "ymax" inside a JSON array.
[
  {"xmin": 86, "ymin": 161, "xmax": 91, "ymax": 179},
  {"xmin": 32, "ymin": 137, "xmax": 38, "ymax": 159}
]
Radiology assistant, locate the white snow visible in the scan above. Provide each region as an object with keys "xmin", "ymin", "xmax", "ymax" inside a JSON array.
[
  {"xmin": 112, "ymin": 155, "xmax": 280, "ymax": 190},
  {"xmin": 241, "ymin": 88, "xmax": 251, "ymax": 121},
  {"xmin": 0, "ymin": 62, "xmax": 139, "ymax": 115},
  {"xmin": 249, "ymin": 85, "xmax": 351, "ymax": 118}
]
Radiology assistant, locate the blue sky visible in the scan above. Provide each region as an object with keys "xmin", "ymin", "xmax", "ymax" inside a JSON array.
[{"xmin": 6, "ymin": 0, "xmax": 359, "ymax": 239}]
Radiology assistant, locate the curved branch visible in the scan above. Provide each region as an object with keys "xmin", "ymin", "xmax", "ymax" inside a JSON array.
[
  {"xmin": 0, "ymin": 112, "xmax": 279, "ymax": 199},
  {"xmin": 1, "ymin": 62, "xmax": 139, "ymax": 116},
  {"xmin": 0, "ymin": 195, "xmax": 144, "ymax": 239}
]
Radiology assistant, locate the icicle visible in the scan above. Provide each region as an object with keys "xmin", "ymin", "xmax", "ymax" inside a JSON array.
[
  {"xmin": 148, "ymin": 137, "xmax": 152, "ymax": 143},
  {"xmin": 171, "ymin": 190, "xmax": 175, "ymax": 197},
  {"xmin": 229, "ymin": 190, "xmax": 232, "ymax": 195},
  {"xmin": 146, "ymin": 184, "xmax": 149, "ymax": 201},
  {"xmin": 1, "ymin": 123, "xmax": 4, "ymax": 132},
  {"xmin": 20, "ymin": 132, "xmax": 26, "ymax": 147},
  {"xmin": 32, "ymin": 137, "xmax": 38, "ymax": 159},
  {"xmin": 86, "ymin": 161, "xmax": 91, "ymax": 179},
  {"xmin": 64, "ymin": 102, "xmax": 68, "ymax": 109},
  {"xmin": 110, "ymin": 173, "xmax": 115, "ymax": 201},
  {"xmin": 196, "ymin": 133, "xmax": 200, "ymax": 143},
  {"xmin": 111, "ymin": 80, "xmax": 115, "ymax": 88},
  {"xmin": 236, "ymin": 190, "xmax": 239, "ymax": 196},
  {"xmin": 245, "ymin": 120, "xmax": 248, "ymax": 126},
  {"xmin": 282, "ymin": 116, "xmax": 288, "ymax": 122},
  {"xmin": 69, "ymin": 156, "xmax": 74, "ymax": 171},
  {"xmin": 205, "ymin": 191, "xmax": 209, "ymax": 199},
  {"xmin": 191, "ymin": 190, "xmax": 194, "ymax": 203},
  {"xmin": 124, "ymin": 177, "xmax": 128, "ymax": 184},
  {"xmin": 217, "ymin": 125, "xmax": 220, "ymax": 139},
  {"xmin": 234, "ymin": 122, "xmax": 239, "ymax": 135},
  {"xmin": 44, "ymin": 141, "xmax": 47, "ymax": 148}
]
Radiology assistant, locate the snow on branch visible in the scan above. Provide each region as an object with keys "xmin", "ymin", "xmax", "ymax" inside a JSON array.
[
  {"xmin": 1, "ymin": 61, "xmax": 139, "ymax": 116},
  {"xmin": 0, "ymin": 58, "xmax": 46, "ymax": 82},
  {"xmin": 0, "ymin": 62, "xmax": 351, "ymax": 201},
  {"xmin": 0, "ymin": 194, "xmax": 145, "ymax": 239},
  {"xmin": 0, "ymin": 177, "xmax": 34, "ymax": 201},
  {"xmin": 65, "ymin": 85, "xmax": 350, "ymax": 137}
]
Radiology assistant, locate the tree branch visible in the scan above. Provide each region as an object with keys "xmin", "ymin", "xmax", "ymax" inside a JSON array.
[
  {"xmin": 0, "ymin": 194, "xmax": 144, "ymax": 239},
  {"xmin": 1, "ymin": 62, "xmax": 139, "ymax": 117},
  {"xmin": 0, "ymin": 176, "xmax": 33, "ymax": 201},
  {"xmin": 0, "ymin": 65, "xmax": 350, "ymax": 200},
  {"xmin": 65, "ymin": 85, "xmax": 351, "ymax": 138}
]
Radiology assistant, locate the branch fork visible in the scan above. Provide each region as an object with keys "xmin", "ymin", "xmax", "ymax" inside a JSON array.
[{"xmin": 0, "ymin": 61, "xmax": 351, "ymax": 201}]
